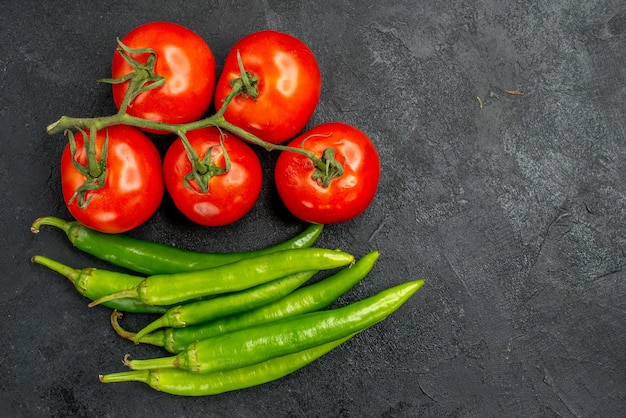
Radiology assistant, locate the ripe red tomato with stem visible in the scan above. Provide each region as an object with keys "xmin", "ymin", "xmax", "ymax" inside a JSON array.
[
  {"xmin": 60, "ymin": 125, "xmax": 164, "ymax": 234},
  {"xmin": 108, "ymin": 22, "xmax": 216, "ymax": 132},
  {"xmin": 213, "ymin": 30, "xmax": 321, "ymax": 144},
  {"xmin": 274, "ymin": 122, "xmax": 380, "ymax": 224},
  {"xmin": 163, "ymin": 127, "xmax": 263, "ymax": 226}
]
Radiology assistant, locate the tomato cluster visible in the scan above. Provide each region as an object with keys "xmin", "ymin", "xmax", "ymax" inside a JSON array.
[{"xmin": 59, "ymin": 22, "xmax": 380, "ymax": 233}]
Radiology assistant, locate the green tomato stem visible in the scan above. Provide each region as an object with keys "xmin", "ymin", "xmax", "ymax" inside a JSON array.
[
  {"xmin": 98, "ymin": 39, "xmax": 165, "ymax": 114},
  {"xmin": 85, "ymin": 128, "xmax": 102, "ymax": 178}
]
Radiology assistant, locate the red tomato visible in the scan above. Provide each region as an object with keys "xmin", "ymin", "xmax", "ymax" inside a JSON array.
[
  {"xmin": 111, "ymin": 22, "xmax": 216, "ymax": 131},
  {"xmin": 163, "ymin": 127, "xmax": 263, "ymax": 226},
  {"xmin": 274, "ymin": 122, "xmax": 380, "ymax": 224},
  {"xmin": 214, "ymin": 30, "xmax": 321, "ymax": 144},
  {"xmin": 61, "ymin": 125, "xmax": 164, "ymax": 233}
]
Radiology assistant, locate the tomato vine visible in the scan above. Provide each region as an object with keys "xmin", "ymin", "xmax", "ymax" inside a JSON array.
[{"xmin": 47, "ymin": 55, "xmax": 344, "ymax": 192}]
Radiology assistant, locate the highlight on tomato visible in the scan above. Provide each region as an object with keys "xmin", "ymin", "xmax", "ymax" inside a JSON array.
[
  {"xmin": 163, "ymin": 127, "xmax": 263, "ymax": 227},
  {"xmin": 274, "ymin": 122, "xmax": 380, "ymax": 224},
  {"xmin": 60, "ymin": 125, "xmax": 164, "ymax": 234},
  {"xmin": 108, "ymin": 22, "xmax": 216, "ymax": 131},
  {"xmin": 213, "ymin": 30, "xmax": 322, "ymax": 144}
]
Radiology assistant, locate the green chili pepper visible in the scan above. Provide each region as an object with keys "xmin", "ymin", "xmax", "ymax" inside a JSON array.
[
  {"xmin": 31, "ymin": 255, "xmax": 167, "ymax": 314},
  {"xmin": 90, "ymin": 248, "xmax": 354, "ymax": 307},
  {"xmin": 131, "ymin": 270, "xmax": 317, "ymax": 342},
  {"xmin": 124, "ymin": 279, "xmax": 424, "ymax": 374},
  {"xmin": 113, "ymin": 250, "xmax": 381, "ymax": 353},
  {"xmin": 100, "ymin": 335, "xmax": 353, "ymax": 396},
  {"xmin": 31, "ymin": 216, "xmax": 324, "ymax": 275}
]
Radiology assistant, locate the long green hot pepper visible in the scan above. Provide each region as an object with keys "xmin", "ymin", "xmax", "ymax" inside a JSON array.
[
  {"xmin": 90, "ymin": 248, "xmax": 354, "ymax": 307},
  {"xmin": 100, "ymin": 336, "xmax": 354, "ymax": 396},
  {"xmin": 124, "ymin": 279, "xmax": 424, "ymax": 374},
  {"xmin": 31, "ymin": 216, "xmax": 324, "ymax": 275}
]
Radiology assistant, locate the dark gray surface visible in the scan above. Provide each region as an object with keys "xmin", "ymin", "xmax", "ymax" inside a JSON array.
[{"xmin": 1, "ymin": 1, "xmax": 624, "ymax": 416}]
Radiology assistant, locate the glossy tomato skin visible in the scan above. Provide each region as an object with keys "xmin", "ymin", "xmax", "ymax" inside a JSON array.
[
  {"xmin": 61, "ymin": 125, "xmax": 164, "ymax": 234},
  {"xmin": 214, "ymin": 30, "xmax": 321, "ymax": 144},
  {"xmin": 112, "ymin": 22, "xmax": 216, "ymax": 130},
  {"xmin": 163, "ymin": 127, "xmax": 263, "ymax": 226},
  {"xmin": 274, "ymin": 122, "xmax": 380, "ymax": 224}
]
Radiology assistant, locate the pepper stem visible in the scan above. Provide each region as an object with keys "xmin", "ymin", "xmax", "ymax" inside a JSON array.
[
  {"xmin": 110, "ymin": 311, "xmax": 167, "ymax": 348},
  {"xmin": 132, "ymin": 314, "xmax": 172, "ymax": 343},
  {"xmin": 109, "ymin": 310, "xmax": 137, "ymax": 341},
  {"xmin": 30, "ymin": 216, "xmax": 71, "ymax": 235},
  {"xmin": 124, "ymin": 354, "xmax": 178, "ymax": 371},
  {"xmin": 31, "ymin": 255, "xmax": 80, "ymax": 284},
  {"xmin": 99, "ymin": 369, "xmax": 150, "ymax": 384}
]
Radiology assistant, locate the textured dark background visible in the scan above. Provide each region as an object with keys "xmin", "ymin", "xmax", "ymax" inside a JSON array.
[{"xmin": 1, "ymin": 1, "xmax": 624, "ymax": 417}]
